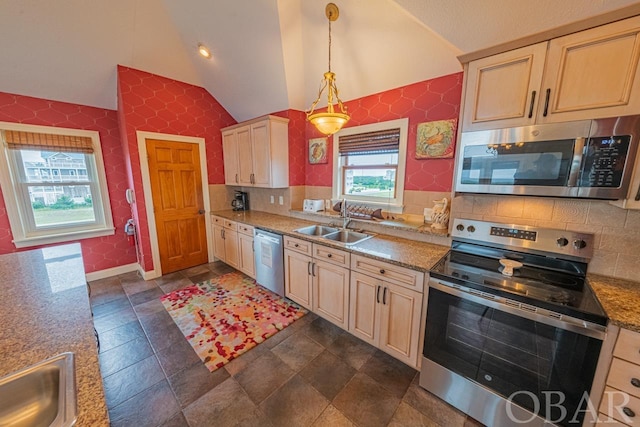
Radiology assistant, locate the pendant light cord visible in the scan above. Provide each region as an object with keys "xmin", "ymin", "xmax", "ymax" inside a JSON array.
[{"xmin": 328, "ymin": 12, "xmax": 332, "ymax": 73}]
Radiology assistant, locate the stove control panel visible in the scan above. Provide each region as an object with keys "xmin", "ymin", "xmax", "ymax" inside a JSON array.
[{"xmin": 451, "ymin": 218, "xmax": 594, "ymax": 260}]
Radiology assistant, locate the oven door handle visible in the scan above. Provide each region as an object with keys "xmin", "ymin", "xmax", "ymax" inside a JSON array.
[{"xmin": 428, "ymin": 279, "xmax": 606, "ymax": 340}]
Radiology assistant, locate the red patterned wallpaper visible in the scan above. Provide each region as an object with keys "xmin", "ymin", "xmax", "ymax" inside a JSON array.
[
  {"xmin": 0, "ymin": 92, "xmax": 137, "ymax": 273},
  {"xmin": 271, "ymin": 109, "xmax": 307, "ymax": 186},
  {"xmin": 304, "ymin": 72, "xmax": 463, "ymax": 191},
  {"xmin": 117, "ymin": 66, "xmax": 236, "ymax": 272}
]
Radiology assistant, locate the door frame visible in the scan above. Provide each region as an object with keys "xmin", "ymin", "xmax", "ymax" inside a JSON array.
[{"xmin": 136, "ymin": 131, "xmax": 213, "ymax": 278}]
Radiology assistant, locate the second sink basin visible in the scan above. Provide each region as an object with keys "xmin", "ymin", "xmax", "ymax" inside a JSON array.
[
  {"xmin": 0, "ymin": 352, "xmax": 76, "ymax": 427},
  {"xmin": 295, "ymin": 225, "xmax": 339, "ymax": 236},
  {"xmin": 323, "ymin": 229, "xmax": 374, "ymax": 245}
]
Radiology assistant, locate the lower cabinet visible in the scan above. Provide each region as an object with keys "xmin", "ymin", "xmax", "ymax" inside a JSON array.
[
  {"xmin": 349, "ymin": 268, "xmax": 423, "ymax": 367},
  {"xmin": 284, "ymin": 248, "xmax": 313, "ymax": 309},
  {"xmin": 212, "ymin": 216, "xmax": 239, "ymax": 269},
  {"xmin": 237, "ymin": 224, "xmax": 255, "ymax": 278},
  {"xmin": 283, "ymin": 236, "xmax": 350, "ymax": 329}
]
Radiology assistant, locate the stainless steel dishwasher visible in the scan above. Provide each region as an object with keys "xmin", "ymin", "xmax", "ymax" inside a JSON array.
[{"xmin": 253, "ymin": 229, "xmax": 285, "ymax": 297}]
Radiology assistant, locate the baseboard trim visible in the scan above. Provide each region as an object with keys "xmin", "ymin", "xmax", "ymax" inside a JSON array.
[{"xmin": 85, "ymin": 263, "xmax": 139, "ymax": 282}]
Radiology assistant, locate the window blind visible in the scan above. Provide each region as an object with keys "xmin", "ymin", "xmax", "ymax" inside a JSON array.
[
  {"xmin": 4, "ymin": 130, "xmax": 94, "ymax": 154},
  {"xmin": 338, "ymin": 128, "xmax": 400, "ymax": 156}
]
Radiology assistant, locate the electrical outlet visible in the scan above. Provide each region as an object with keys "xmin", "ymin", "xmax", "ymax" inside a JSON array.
[
  {"xmin": 270, "ymin": 195, "xmax": 274, "ymax": 204},
  {"xmin": 278, "ymin": 196, "xmax": 284, "ymax": 205}
]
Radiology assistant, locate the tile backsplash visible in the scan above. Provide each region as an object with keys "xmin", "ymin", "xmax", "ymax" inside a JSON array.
[{"xmin": 451, "ymin": 194, "xmax": 640, "ymax": 281}]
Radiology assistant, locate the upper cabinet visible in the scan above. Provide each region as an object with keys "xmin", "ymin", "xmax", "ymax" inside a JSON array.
[
  {"xmin": 462, "ymin": 15, "xmax": 640, "ymax": 131},
  {"xmin": 222, "ymin": 115, "xmax": 289, "ymax": 188}
]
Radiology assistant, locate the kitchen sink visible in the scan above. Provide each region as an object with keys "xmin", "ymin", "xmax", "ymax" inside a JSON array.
[
  {"xmin": 323, "ymin": 230, "xmax": 374, "ymax": 245},
  {"xmin": 0, "ymin": 352, "xmax": 76, "ymax": 427},
  {"xmin": 295, "ymin": 225, "xmax": 339, "ymax": 236}
]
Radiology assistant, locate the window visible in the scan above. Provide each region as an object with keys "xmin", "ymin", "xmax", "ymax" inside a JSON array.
[
  {"xmin": 0, "ymin": 123, "xmax": 114, "ymax": 248},
  {"xmin": 333, "ymin": 118, "xmax": 408, "ymax": 212}
]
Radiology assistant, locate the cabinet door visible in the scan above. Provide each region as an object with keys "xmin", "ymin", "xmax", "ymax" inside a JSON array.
[
  {"xmin": 348, "ymin": 272, "xmax": 381, "ymax": 346},
  {"xmin": 213, "ymin": 224, "xmax": 226, "ymax": 262},
  {"xmin": 312, "ymin": 259, "xmax": 350, "ymax": 329},
  {"xmin": 284, "ymin": 249, "xmax": 312, "ymax": 309},
  {"xmin": 540, "ymin": 15, "xmax": 640, "ymax": 123},
  {"xmin": 223, "ymin": 229, "xmax": 239, "ymax": 269},
  {"xmin": 378, "ymin": 283, "xmax": 422, "ymax": 367},
  {"xmin": 222, "ymin": 130, "xmax": 239, "ymax": 185},
  {"xmin": 250, "ymin": 121, "xmax": 272, "ymax": 187},
  {"xmin": 463, "ymin": 42, "xmax": 547, "ymax": 131},
  {"xmin": 238, "ymin": 233, "xmax": 255, "ymax": 278},
  {"xmin": 236, "ymin": 126, "xmax": 253, "ymax": 186}
]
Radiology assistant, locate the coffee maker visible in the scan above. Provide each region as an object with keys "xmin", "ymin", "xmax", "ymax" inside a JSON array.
[{"xmin": 231, "ymin": 191, "xmax": 249, "ymax": 211}]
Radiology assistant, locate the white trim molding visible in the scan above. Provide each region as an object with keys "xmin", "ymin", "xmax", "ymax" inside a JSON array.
[
  {"xmin": 136, "ymin": 131, "xmax": 213, "ymax": 278},
  {"xmin": 85, "ymin": 262, "xmax": 139, "ymax": 282}
]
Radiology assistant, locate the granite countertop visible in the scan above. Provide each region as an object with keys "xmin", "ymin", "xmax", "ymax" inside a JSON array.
[
  {"xmin": 588, "ymin": 274, "xmax": 640, "ymax": 333},
  {"xmin": 214, "ymin": 209, "xmax": 640, "ymax": 333},
  {"xmin": 211, "ymin": 210, "xmax": 449, "ymax": 272},
  {"xmin": 0, "ymin": 243, "xmax": 109, "ymax": 426}
]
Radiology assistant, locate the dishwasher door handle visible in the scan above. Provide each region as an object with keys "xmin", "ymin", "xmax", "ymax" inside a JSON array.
[{"xmin": 255, "ymin": 233, "xmax": 281, "ymax": 245}]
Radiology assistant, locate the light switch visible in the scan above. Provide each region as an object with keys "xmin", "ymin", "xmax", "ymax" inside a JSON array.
[
  {"xmin": 278, "ymin": 196, "xmax": 284, "ymax": 205},
  {"xmin": 270, "ymin": 195, "xmax": 275, "ymax": 204}
]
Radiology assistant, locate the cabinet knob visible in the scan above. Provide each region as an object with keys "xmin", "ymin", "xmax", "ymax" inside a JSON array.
[
  {"xmin": 631, "ymin": 377, "xmax": 640, "ymax": 388},
  {"xmin": 380, "ymin": 269, "xmax": 385, "ymax": 274},
  {"xmin": 294, "ymin": 243, "xmax": 299, "ymax": 248},
  {"xmin": 327, "ymin": 254, "xmax": 332, "ymax": 258},
  {"xmin": 623, "ymin": 407, "xmax": 635, "ymax": 418}
]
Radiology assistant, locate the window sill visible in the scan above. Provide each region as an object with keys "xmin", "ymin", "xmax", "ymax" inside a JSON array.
[{"xmin": 13, "ymin": 227, "xmax": 115, "ymax": 248}]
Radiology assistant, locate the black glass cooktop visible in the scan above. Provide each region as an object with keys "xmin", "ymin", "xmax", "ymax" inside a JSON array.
[{"xmin": 430, "ymin": 248, "xmax": 607, "ymax": 326}]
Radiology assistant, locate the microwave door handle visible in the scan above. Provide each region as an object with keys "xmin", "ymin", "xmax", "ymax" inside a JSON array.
[{"xmin": 567, "ymin": 137, "xmax": 587, "ymax": 187}]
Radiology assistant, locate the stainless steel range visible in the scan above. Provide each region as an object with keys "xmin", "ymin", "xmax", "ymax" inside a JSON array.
[{"xmin": 420, "ymin": 219, "xmax": 610, "ymax": 427}]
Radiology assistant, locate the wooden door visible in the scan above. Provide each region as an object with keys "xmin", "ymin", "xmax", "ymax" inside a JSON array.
[
  {"xmin": 146, "ymin": 139, "xmax": 208, "ymax": 274},
  {"xmin": 236, "ymin": 126, "xmax": 253, "ymax": 185},
  {"xmin": 238, "ymin": 232, "xmax": 255, "ymax": 278},
  {"xmin": 312, "ymin": 260, "xmax": 350, "ymax": 329},
  {"xmin": 250, "ymin": 121, "xmax": 271, "ymax": 187},
  {"xmin": 222, "ymin": 130, "xmax": 239, "ymax": 185},
  {"xmin": 283, "ymin": 249, "xmax": 312, "ymax": 309},
  {"xmin": 348, "ymin": 272, "xmax": 380, "ymax": 346},
  {"xmin": 540, "ymin": 15, "xmax": 640, "ymax": 123},
  {"xmin": 378, "ymin": 283, "xmax": 422, "ymax": 367},
  {"xmin": 462, "ymin": 42, "xmax": 547, "ymax": 131}
]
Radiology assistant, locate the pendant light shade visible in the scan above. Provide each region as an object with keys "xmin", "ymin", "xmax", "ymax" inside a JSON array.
[{"xmin": 306, "ymin": 3, "xmax": 350, "ymax": 136}]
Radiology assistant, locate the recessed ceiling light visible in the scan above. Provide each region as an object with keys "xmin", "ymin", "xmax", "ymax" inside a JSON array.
[{"xmin": 198, "ymin": 43, "xmax": 211, "ymax": 59}]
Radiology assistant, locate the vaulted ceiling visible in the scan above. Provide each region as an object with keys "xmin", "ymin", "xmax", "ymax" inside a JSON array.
[{"xmin": 1, "ymin": 0, "xmax": 638, "ymax": 122}]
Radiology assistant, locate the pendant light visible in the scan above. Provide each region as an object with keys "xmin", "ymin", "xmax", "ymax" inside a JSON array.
[{"xmin": 307, "ymin": 3, "xmax": 350, "ymax": 136}]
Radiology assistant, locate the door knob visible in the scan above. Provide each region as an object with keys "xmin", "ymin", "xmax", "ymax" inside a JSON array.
[{"xmin": 198, "ymin": 209, "xmax": 205, "ymax": 214}]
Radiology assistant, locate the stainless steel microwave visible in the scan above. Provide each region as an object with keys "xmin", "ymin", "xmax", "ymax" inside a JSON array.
[{"xmin": 454, "ymin": 115, "xmax": 640, "ymax": 199}]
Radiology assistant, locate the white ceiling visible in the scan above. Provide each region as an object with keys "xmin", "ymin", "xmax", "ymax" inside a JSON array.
[{"xmin": 0, "ymin": 0, "xmax": 638, "ymax": 122}]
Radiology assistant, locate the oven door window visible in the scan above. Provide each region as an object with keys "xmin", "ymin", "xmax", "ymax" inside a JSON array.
[
  {"xmin": 460, "ymin": 139, "xmax": 575, "ymax": 186},
  {"xmin": 424, "ymin": 287, "xmax": 602, "ymax": 426}
]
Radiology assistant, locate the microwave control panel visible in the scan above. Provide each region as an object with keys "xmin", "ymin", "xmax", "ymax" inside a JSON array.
[{"xmin": 579, "ymin": 135, "xmax": 631, "ymax": 187}]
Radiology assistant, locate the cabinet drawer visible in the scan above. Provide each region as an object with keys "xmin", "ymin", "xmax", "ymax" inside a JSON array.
[
  {"xmin": 600, "ymin": 386, "xmax": 640, "ymax": 426},
  {"xmin": 223, "ymin": 219, "xmax": 237, "ymax": 231},
  {"xmin": 313, "ymin": 244, "xmax": 350, "ymax": 267},
  {"xmin": 351, "ymin": 255, "xmax": 424, "ymax": 292},
  {"xmin": 284, "ymin": 236, "xmax": 312, "ymax": 256},
  {"xmin": 608, "ymin": 357, "xmax": 640, "ymax": 400},
  {"xmin": 238, "ymin": 223, "xmax": 254, "ymax": 236},
  {"xmin": 212, "ymin": 215, "xmax": 224, "ymax": 226},
  {"xmin": 615, "ymin": 328, "xmax": 640, "ymax": 365}
]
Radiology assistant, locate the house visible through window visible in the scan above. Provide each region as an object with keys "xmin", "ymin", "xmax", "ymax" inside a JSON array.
[
  {"xmin": 0, "ymin": 124, "xmax": 114, "ymax": 248},
  {"xmin": 333, "ymin": 118, "xmax": 408, "ymax": 212}
]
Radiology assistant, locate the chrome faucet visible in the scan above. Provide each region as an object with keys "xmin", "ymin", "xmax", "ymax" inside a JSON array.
[{"xmin": 341, "ymin": 198, "xmax": 351, "ymax": 229}]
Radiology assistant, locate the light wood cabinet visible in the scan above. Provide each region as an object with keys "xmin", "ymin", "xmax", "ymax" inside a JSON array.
[
  {"xmin": 237, "ymin": 224, "xmax": 255, "ymax": 278},
  {"xmin": 463, "ymin": 15, "xmax": 640, "ymax": 131},
  {"xmin": 211, "ymin": 216, "xmax": 239, "ymax": 269},
  {"xmin": 599, "ymin": 327, "xmax": 640, "ymax": 426},
  {"xmin": 349, "ymin": 262, "xmax": 423, "ymax": 368},
  {"xmin": 284, "ymin": 248, "xmax": 313, "ymax": 310},
  {"xmin": 283, "ymin": 236, "xmax": 350, "ymax": 328},
  {"xmin": 221, "ymin": 115, "xmax": 289, "ymax": 188}
]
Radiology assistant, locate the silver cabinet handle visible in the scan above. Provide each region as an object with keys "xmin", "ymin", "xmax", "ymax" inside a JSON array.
[
  {"xmin": 376, "ymin": 285, "xmax": 381, "ymax": 304},
  {"xmin": 235, "ymin": 173, "xmax": 238, "ymax": 183},
  {"xmin": 543, "ymin": 88, "xmax": 551, "ymax": 117},
  {"xmin": 528, "ymin": 90, "xmax": 536, "ymax": 119},
  {"xmin": 307, "ymin": 261, "xmax": 311, "ymax": 276},
  {"xmin": 311, "ymin": 262, "xmax": 316, "ymax": 277},
  {"xmin": 383, "ymin": 287, "xmax": 388, "ymax": 305}
]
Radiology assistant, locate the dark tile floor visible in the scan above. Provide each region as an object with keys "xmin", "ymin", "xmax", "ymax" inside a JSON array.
[{"xmin": 88, "ymin": 261, "xmax": 485, "ymax": 427}]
